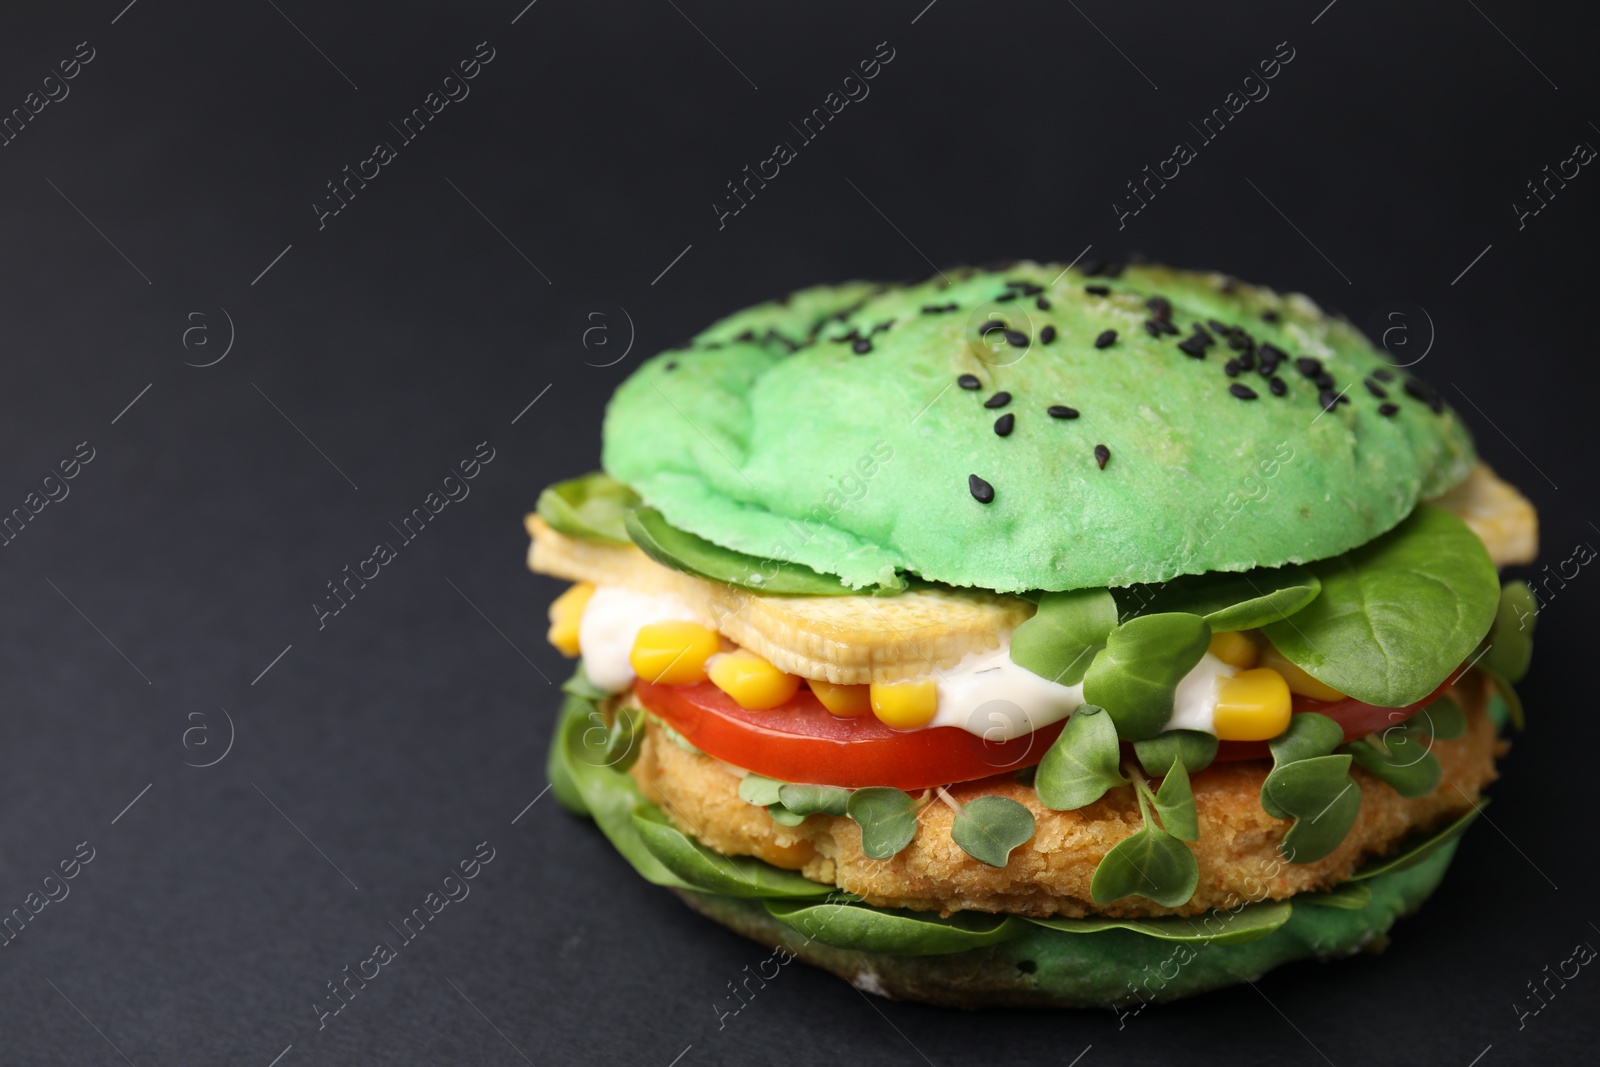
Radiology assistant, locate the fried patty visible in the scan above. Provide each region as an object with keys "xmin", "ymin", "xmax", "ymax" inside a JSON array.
[{"xmin": 629, "ymin": 675, "xmax": 1502, "ymax": 919}]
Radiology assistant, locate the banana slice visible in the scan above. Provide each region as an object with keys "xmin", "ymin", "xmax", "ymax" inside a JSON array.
[{"xmin": 1426, "ymin": 462, "xmax": 1539, "ymax": 566}]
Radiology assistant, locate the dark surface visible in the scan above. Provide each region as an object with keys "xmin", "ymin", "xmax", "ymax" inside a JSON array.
[{"xmin": 0, "ymin": 1, "xmax": 1593, "ymax": 1064}]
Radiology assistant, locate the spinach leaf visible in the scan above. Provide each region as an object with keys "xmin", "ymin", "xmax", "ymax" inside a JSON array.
[
  {"xmin": 630, "ymin": 806, "xmax": 832, "ymax": 898},
  {"xmin": 1027, "ymin": 899, "xmax": 1292, "ymax": 945},
  {"xmin": 1349, "ymin": 801, "xmax": 1486, "ymax": 881},
  {"xmin": 1090, "ymin": 785, "xmax": 1199, "ymax": 907},
  {"xmin": 1134, "ymin": 730, "xmax": 1218, "ymax": 777},
  {"xmin": 1261, "ymin": 506, "xmax": 1500, "ymax": 707},
  {"xmin": 1487, "ymin": 671, "xmax": 1525, "ymax": 730},
  {"xmin": 778, "ymin": 783, "xmax": 852, "ymax": 817},
  {"xmin": 1034, "ymin": 705, "xmax": 1128, "ymax": 811},
  {"xmin": 600, "ymin": 704, "xmax": 642, "ymax": 772},
  {"xmin": 1484, "ymin": 580, "xmax": 1537, "ymax": 683},
  {"xmin": 1118, "ymin": 565, "xmax": 1321, "ymax": 632},
  {"xmin": 846, "ymin": 787, "xmax": 920, "ymax": 859},
  {"xmin": 738, "ymin": 773, "xmax": 785, "ymax": 807},
  {"xmin": 625, "ymin": 507, "xmax": 905, "ymax": 596},
  {"xmin": 763, "ymin": 899, "xmax": 1025, "ymax": 955},
  {"xmin": 1151, "ymin": 760, "xmax": 1199, "ymax": 843},
  {"xmin": 1009, "ymin": 588, "xmax": 1119, "ymax": 686},
  {"xmin": 1343, "ymin": 737, "xmax": 1441, "ymax": 798},
  {"xmin": 1295, "ymin": 883, "xmax": 1372, "ymax": 910},
  {"xmin": 536, "ymin": 471, "xmax": 639, "ymax": 544},
  {"xmin": 1259, "ymin": 712, "xmax": 1344, "ymax": 819},
  {"xmin": 1263, "ymin": 755, "xmax": 1361, "ymax": 863},
  {"xmin": 767, "ymin": 805, "xmax": 808, "ymax": 827},
  {"xmin": 1082, "ymin": 613, "xmax": 1211, "ymax": 740},
  {"xmin": 950, "ymin": 796, "xmax": 1036, "ymax": 867}
]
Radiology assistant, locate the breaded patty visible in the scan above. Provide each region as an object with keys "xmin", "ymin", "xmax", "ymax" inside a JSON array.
[{"xmin": 630, "ymin": 675, "xmax": 1502, "ymax": 919}]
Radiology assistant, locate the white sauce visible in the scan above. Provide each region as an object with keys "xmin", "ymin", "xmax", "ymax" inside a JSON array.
[{"xmin": 576, "ymin": 584, "xmax": 1239, "ymax": 738}]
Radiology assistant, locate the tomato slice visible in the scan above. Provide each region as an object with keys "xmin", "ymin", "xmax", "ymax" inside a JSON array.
[
  {"xmin": 634, "ymin": 679, "xmax": 1062, "ymax": 790},
  {"xmin": 634, "ymin": 671, "xmax": 1466, "ymax": 788}
]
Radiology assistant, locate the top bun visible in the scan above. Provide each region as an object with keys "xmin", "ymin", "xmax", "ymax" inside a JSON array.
[{"xmin": 602, "ymin": 263, "xmax": 1475, "ymax": 593}]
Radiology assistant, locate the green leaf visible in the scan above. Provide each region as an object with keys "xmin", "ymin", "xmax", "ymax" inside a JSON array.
[
  {"xmin": 1486, "ymin": 669, "xmax": 1526, "ymax": 730},
  {"xmin": 625, "ymin": 507, "xmax": 904, "ymax": 596},
  {"xmin": 561, "ymin": 664, "xmax": 613, "ymax": 702},
  {"xmin": 1261, "ymin": 506, "xmax": 1500, "ymax": 707},
  {"xmin": 763, "ymin": 899, "xmax": 1024, "ymax": 956},
  {"xmin": 1027, "ymin": 899, "xmax": 1292, "ymax": 945},
  {"xmin": 1295, "ymin": 883, "xmax": 1372, "ymax": 910},
  {"xmin": 536, "ymin": 471, "xmax": 639, "ymax": 544},
  {"xmin": 1009, "ymin": 588, "xmax": 1119, "ymax": 686},
  {"xmin": 1344, "ymin": 737, "xmax": 1441, "ymax": 798},
  {"xmin": 1484, "ymin": 580, "xmax": 1537, "ymax": 683},
  {"xmin": 778, "ymin": 783, "xmax": 852, "ymax": 817},
  {"xmin": 1081, "ymin": 613, "xmax": 1211, "ymax": 740},
  {"xmin": 846, "ymin": 787, "xmax": 920, "ymax": 859},
  {"xmin": 1404, "ymin": 695, "xmax": 1466, "ymax": 741},
  {"xmin": 1134, "ymin": 730, "xmax": 1218, "ymax": 777},
  {"xmin": 601, "ymin": 705, "xmax": 642, "ymax": 772},
  {"xmin": 767, "ymin": 804, "xmax": 808, "ymax": 827},
  {"xmin": 951, "ymin": 796, "xmax": 1036, "ymax": 867},
  {"xmin": 1034, "ymin": 705, "xmax": 1128, "ymax": 811},
  {"xmin": 738, "ymin": 774, "xmax": 785, "ymax": 807},
  {"xmin": 630, "ymin": 806, "xmax": 831, "ymax": 898},
  {"xmin": 1264, "ymin": 755, "xmax": 1361, "ymax": 864},
  {"xmin": 1350, "ymin": 801, "xmax": 1486, "ymax": 880},
  {"xmin": 1090, "ymin": 825, "xmax": 1200, "ymax": 907},
  {"xmin": 1151, "ymin": 760, "xmax": 1199, "ymax": 843},
  {"xmin": 1118, "ymin": 565, "xmax": 1321, "ymax": 632},
  {"xmin": 1260, "ymin": 712, "xmax": 1345, "ymax": 819}
]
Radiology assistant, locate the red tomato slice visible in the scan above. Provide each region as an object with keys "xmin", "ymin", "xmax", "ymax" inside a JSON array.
[
  {"xmin": 633, "ymin": 679, "xmax": 1062, "ymax": 790},
  {"xmin": 634, "ymin": 671, "xmax": 1465, "ymax": 788}
]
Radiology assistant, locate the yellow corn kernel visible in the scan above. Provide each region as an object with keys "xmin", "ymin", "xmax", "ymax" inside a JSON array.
[
  {"xmin": 869, "ymin": 678, "xmax": 939, "ymax": 730},
  {"xmin": 708, "ymin": 649, "xmax": 802, "ymax": 710},
  {"xmin": 546, "ymin": 582, "xmax": 595, "ymax": 658},
  {"xmin": 810, "ymin": 679, "xmax": 872, "ymax": 717},
  {"xmin": 1259, "ymin": 645, "xmax": 1346, "ymax": 702},
  {"xmin": 1207, "ymin": 629, "xmax": 1259, "ymax": 670},
  {"xmin": 629, "ymin": 621, "xmax": 721, "ymax": 685},
  {"xmin": 1212, "ymin": 667, "xmax": 1294, "ymax": 741}
]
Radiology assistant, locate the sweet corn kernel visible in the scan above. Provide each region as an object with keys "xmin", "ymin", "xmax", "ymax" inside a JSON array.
[
  {"xmin": 869, "ymin": 678, "xmax": 940, "ymax": 730},
  {"xmin": 1207, "ymin": 629, "xmax": 1259, "ymax": 670},
  {"xmin": 546, "ymin": 582, "xmax": 595, "ymax": 658},
  {"xmin": 629, "ymin": 621, "xmax": 721, "ymax": 685},
  {"xmin": 810, "ymin": 679, "xmax": 872, "ymax": 717},
  {"xmin": 1212, "ymin": 667, "xmax": 1294, "ymax": 741},
  {"xmin": 1259, "ymin": 645, "xmax": 1346, "ymax": 702},
  {"xmin": 708, "ymin": 650, "xmax": 802, "ymax": 710}
]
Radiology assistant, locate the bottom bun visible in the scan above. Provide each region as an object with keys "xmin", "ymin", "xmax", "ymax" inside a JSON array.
[{"xmin": 673, "ymin": 841, "xmax": 1458, "ymax": 1010}]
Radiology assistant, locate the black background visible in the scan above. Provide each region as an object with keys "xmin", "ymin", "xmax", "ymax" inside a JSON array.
[{"xmin": 1, "ymin": 1, "xmax": 1594, "ymax": 1064}]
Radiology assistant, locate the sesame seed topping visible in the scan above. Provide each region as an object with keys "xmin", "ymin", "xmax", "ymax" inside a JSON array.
[
  {"xmin": 958, "ymin": 373, "xmax": 982, "ymax": 390},
  {"xmin": 969, "ymin": 474, "xmax": 995, "ymax": 503},
  {"xmin": 1262, "ymin": 310, "xmax": 1280, "ymax": 323},
  {"xmin": 996, "ymin": 292, "xmax": 1018, "ymax": 303},
  {"xmin": 1268, "ymin": 377, "xmax": 1287, "ymax": 396},
  {"xmin": 665, "ymin": 361, "xmax": 678, "ymax": 371},
  {"xmin": 1295, "ymin": 357, "xmax": 1323, "ymax": 378},
  {"xmin": 1003, "ymin": 329, "xmax": 1029, "ymax": 347},
  {"xmin": 1238, "ymin": 349, "xmax": 1256, "ymax": 371},
  {"xmin": 1314, "ymin": 372, "xmax": 1334, "ymax": 390},
  {"xmin": 1094, "ymin": 444, "xmax": 1111, "ymax": 469},
  {"xmin": 852, "ymin": 338, "xmax": 873, "ymax": 354},
  {"xmin": 1229, "ymin": 383, "xmax": 1259, "ymax": 400},
  {"xmin": 1143, "ymin": 321, "xmax": 1162, "ymax": 338},
  {"xmin": 1047, "ymin": 405, "xmax": 1080, "ymax": 419},
  {"xmin": 1372, "ymin": 368, "xmax": 1395, "ymax": 382},
  {"xmin": 984, "ymin": 391, "xmax": 1012, "ymax": 409},
  {"xmin": 1177, "ymin": 336, "xmax": 1209, "ymax": 359},
  {"xmin": 922, "ymin": 303, "xmax": 959, "ymax": 313},
  {"xmin": 1318, "ymin": 388, "xmax": 1345, "ymax": 411},
  {"xmin": 1192, "ymin": 323, "xmax": 1215, "ymax": 347},
  {"xmin": 994, "ymin": 413, "xmax": 1015, "ymax": 436},
  {"xmin": 1084, "ymin": 285, "xmax": 1111, "ymax": 296},
  {"xmin": 1041, "ymin": 325, "xmax": 1057, "ymax": 344},
  {"xmin": 1079, "ymin": 258, "xmax": 1105, "ymax": 276},
  {"xmin": 1094, "ymin": 330, "xmax": 1118, "ymax": 349},
  {"xmin": 1378, "ymin": 402, "xmax": 1400, "ymax": 417},
  {"xmin": 980, "ymin": 320, "xmax": 1007, "ymax": 336},
  {"xmin": 1224, "ymin": 359, "xmax": 1242, "ymax": 377},
  {"xmin": 1036, "ymin": 297, "xmax": 1052, "ymax": 310},
  {"xmin": 1365, "ymin": 379, "xmax": 1388, "ymax": 399},
  {"xmin": 1153, "ymin": 318, "xmax": 1180, "ymax": 336},
  {"xmin": 1145, "ymin": 295, "xmax": 1173, "ymax": 320}
]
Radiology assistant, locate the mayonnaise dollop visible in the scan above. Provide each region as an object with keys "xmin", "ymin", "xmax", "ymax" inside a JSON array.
[{"xmin": 577, "ymin": 586, "xmax": 706, "ymax": 692}]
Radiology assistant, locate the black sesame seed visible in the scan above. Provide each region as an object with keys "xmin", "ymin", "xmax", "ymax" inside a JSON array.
[
  {"xmin": 1177, "ymin": 336, "xmax": 1209, "ymax": 358},
  {"xmin": 1036, "ymin": 297, "xmax": 1051, "ymax": 310},
  {"xmin": 1239, "ymin": 350, "xmax": 1256, "ymax": 371},
  {"xmin": 957, "ymin": 373, "xmax": 982, "ymax": 390},
  {"xmin": 994, "ymin": 413, "xmax": 1015, "ymax": 436},
  {"xmin": 1229, "ymin": 383, "xmax": 1259, "ymax": 400},
  {"xmin": 1192, "ymin": 323, "xmax": 1215, "ymax": 347},
  {"xmin": 1040, "ymin": 325, "xmax": 1057, "ymax": 344},
  {"xmin": 969, "ymin": 474, "xmax": 995, "ymax": 503},
  {"xmin": 1295, "ymin": 357, "xmax": 1323, "ymax": 378},
  {"xmin": 984, "ymin": 391, "xmax": 1012, "ymax": 409},
  {"xmin": 1004, "ymin": 329, "xmax": 1029, "ymax": 347},
  {"xmin": 1314, "ymin": 371, "xmax": 1335, "ymax": 390},
  {"xmin": 1378, "ymin": 402, "xmax": 1400, "ymax": 417},
  {"xmin": 1224, "ymin": 359, "xmax": 1242, "ymax": 377},
  {"xmin": 1156, "ymin": 318, "xmax": 1181, "ymax": 336},
  {"xmin": 1269, "ymin": 377, "xmax": 1287, "ymax": 396},
  {"xmin": 1227, "ymin": 332, "xmax": 1254, "ymax": 352},
  {"xmin": 1403, "ymin": 377, "xmax": 1434, "ymax": 402},
  {"xmin": 1207, "ymin": 319, "xmax": 1231, "ymax": 335},
  {"xmin": 1094, "ymin": 444, "xmax": 1111, "ymax": 469},
  {"xmin": 1144, "ymin": 320, "xmax": 1163, "ymax": 338},
  {"xmin": 1084, "ymin": 285, "xmax": 1111, "ymax": 296},
  {"xmin": 852, "ymin": 338, "xmax": 873, "ymax": 354},
  {"xmin": 1257, "ymin": 342, "xmax": 1286, "ymax": 372},
  {"xmin": 1047, "ymin": 405, "xmax": 1080, "ymax": 419},
  {"xmin": 1262, "ymin": 310, "xmax": 1281, "ymax": 323},
  {"xmin": 1003, "ymin": 280, "xmax": 1030, "ymax": 289},
  {"xmin": 921, "ymin": 303, "xmax": 958, "ymax": 314},
  {"xmin": 1080, "ymin": 258, "xmax": 1105, "ymax": 276},
  {"xmin": 1094, "ymin": 330, "xmax": 1118, "ymax": 349},
  {"xmin": 1364, "ymin": 379, "xmax": 1388, "ymax": 399},
  {"xmin": 996, "ymin": 291, "xmax": 1018, "ymax": 303},
  {"xmin": 1372, "ymin": 368, "xmax": 1395, "ymax": 382},
  {"xmin": 735, "ymin": 329, "xmax": 756, "ymax": 342},
  {"xmin": 1102, "ymin": 262, "xmax": 1127, "ymax": 278},
  {"xmin": 664, "ymin": 360, "xmax": 678, "ymax": 371},
  {"xmin": 980, "ymin": 321, "xmax": 1007, "ymax": 336},
  {"xmin": 1145, "ymin": 295, "xmax": 1173, "ymax": 320},
  {"xmin": 1318, "ymin": 388, "xmax": 1343, "ymax": 411}
]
